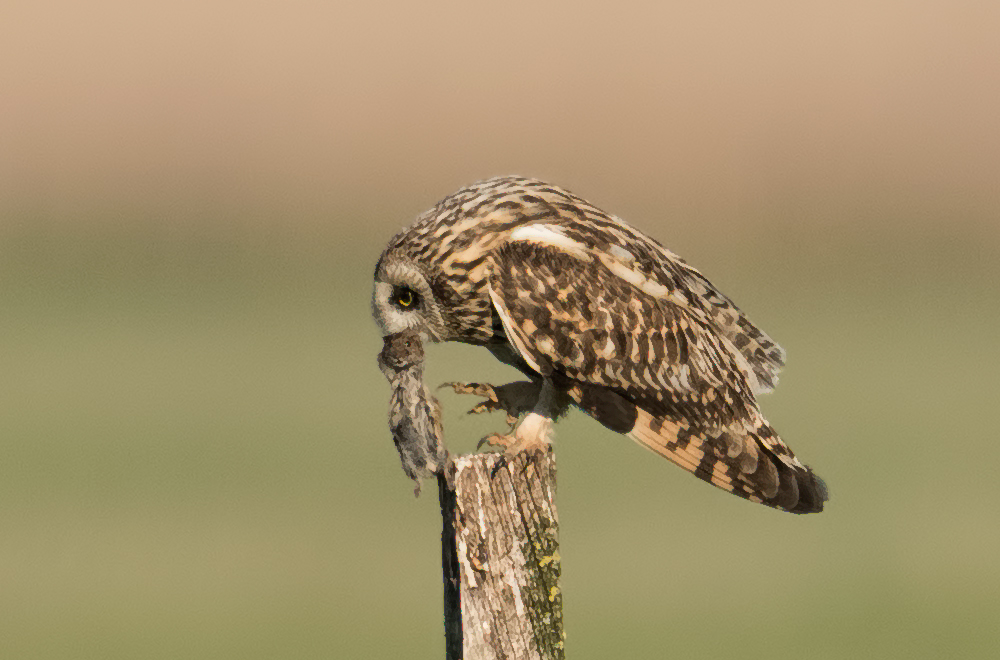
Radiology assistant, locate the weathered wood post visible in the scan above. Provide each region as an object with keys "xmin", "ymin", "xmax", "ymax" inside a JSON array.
[
  {"xmin": 377, "ymin": 330, "xmax": 564, "ymax": 658},
  {"xmin": 439, "ymin": 450, "xmax": 564, "ymax": 660}
]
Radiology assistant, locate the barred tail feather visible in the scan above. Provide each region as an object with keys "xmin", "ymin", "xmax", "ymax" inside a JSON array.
[
  {"xmin": 630, "ymin": 413, "xmax": 826, "ymax": 514},
  {"xmin": 568, "ymin": 383, "xmax": 827, "ymax": 514}
]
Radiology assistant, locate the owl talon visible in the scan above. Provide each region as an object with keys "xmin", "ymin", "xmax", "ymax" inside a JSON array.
[
  {"xmin": 476, "ymin": 433, "xmax": 507, "ymax": 451},
  {"xmin": 441, "ymin": 380, "xmax": 541, "ymax": 423},
  {"xmin": 476, "ymin": 412, "xmax": 552, "ymax": 458},
  {"xmin": 440, "ymin": 382, "xmax": 504, "ymax": 415},
  {"xmin": 440, "ymin": 381, "xmax": 499, "ymax": 401},
  {"xmin": 467, "ymin": 399, "xmax": 503, "ymax": 415}
]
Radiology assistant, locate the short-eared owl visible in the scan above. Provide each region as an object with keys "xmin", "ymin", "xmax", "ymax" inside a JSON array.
[{"xmin": 372, "ymin": 176, "xmax": 827, "ymax": 513}]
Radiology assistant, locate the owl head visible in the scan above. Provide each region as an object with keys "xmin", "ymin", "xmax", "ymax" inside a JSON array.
[{"xmin": 371, "ymin": 252, "xmax": 450, "ymax": 341}]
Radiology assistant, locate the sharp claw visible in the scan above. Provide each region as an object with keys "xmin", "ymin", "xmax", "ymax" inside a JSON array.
[
  {"xmin": 440, "ymin": 381, "xmax": 499, "ymax": 401},
  {"xmin": 443, "ymin": 381, "xmax": 548, "ymax": 461},
  {"xmin": 476, "ymin": 433, "xmax": 504, "ymax": 451},
  {"xmin": 438, "ymin": 381, "xmax": 471, "ymax": 394},
  {"xmin": 441, "ymin": 381, "xmax": 509, "ymax": 417},
  {"xmin": 467, "ymin": 400, "xmax": 502, "ymax": 415}
]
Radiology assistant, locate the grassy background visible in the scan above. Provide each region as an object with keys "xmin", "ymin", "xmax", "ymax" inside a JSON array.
[
  {"xmin": 3, "ymin": 2, "xmax": 999, "ymax": 658},
  {"xmin": 2, "ymin": 225, "xmax": 997, "ymax": 659}
]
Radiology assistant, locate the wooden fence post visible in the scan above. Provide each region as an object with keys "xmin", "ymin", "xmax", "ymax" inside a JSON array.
[{"xmin": 439, "ymin": 449, "xmax": 564, "ymax": 660}]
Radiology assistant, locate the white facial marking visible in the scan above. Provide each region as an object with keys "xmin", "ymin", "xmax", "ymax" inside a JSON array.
[{"xmin": 372, "ymin": 281, "xmax": 416, "ymax": 336}]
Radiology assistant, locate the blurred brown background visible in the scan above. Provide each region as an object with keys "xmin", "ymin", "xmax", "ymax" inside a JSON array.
[{"xmin": 2, "ymin": 2, "xmax": 998, "ymax": 658}]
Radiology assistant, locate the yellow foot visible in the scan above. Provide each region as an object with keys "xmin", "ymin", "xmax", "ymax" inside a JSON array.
[
  {"xmin": 439, "ymin": 380, "xmax": 540, "ymax": 426},
  {"xmin": 477, "ymin": 412, "xmax": 553, "ymax": 457}
]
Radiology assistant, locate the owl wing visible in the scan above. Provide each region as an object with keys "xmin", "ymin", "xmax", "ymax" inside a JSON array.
[
  {"xmin": 664, "ymin": 259, "xmax": 786, "ymax": 394},
  {"xmin": 487, "ymin": 225, "xmax": 826, "ymax": 513}
]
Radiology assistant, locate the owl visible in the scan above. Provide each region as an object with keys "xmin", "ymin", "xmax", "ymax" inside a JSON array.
[
  {"xmin": 377, "ymin": 328, "xmax": 453, "ymax": 496},
  {"xmin": 372, "ymin": 176, "xmax": 827, "ymax": 513}
]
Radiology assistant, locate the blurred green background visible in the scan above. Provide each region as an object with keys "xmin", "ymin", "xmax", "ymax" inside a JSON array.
[{"xmin": 2, "ymin": 2, "xmax": 999, "ymax": 658}]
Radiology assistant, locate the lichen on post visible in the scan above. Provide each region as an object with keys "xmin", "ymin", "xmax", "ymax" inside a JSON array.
[{"xmin": 444, "ymin": 450, "xmax": 564, "ymax": 660}]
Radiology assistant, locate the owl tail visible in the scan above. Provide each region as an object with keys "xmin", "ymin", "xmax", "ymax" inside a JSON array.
[{"xmin": 568, "ymin": 384, "xmax": 828, "ymax": 514}]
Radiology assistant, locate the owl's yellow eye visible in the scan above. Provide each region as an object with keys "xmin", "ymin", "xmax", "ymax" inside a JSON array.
[{"xmin": 392, "ymin": 287, "xmax": 418, "ymax": 308}]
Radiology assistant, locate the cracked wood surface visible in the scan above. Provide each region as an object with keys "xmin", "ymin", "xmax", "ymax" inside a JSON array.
[{"xmin": 441, "ymin": 450, "xmax": 564, "ymax": 660}]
